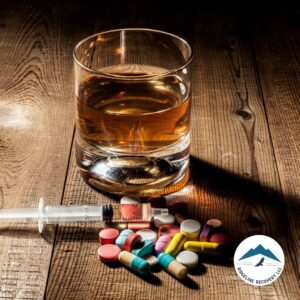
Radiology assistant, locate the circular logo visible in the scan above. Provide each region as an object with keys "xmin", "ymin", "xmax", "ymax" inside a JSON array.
[{"xmin": 234, "ymin": 235, "xmax": 284, "ymax": 286}]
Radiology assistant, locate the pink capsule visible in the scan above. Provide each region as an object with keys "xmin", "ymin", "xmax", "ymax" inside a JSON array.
[{"xmin": 155, "ymin": 235, "xmax": 171, "ymax": 255}]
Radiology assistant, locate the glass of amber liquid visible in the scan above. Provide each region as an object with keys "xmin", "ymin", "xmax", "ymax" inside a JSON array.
[{"xmin": 74, "ymin": 28, "xmax": 192, "ymax": 196}]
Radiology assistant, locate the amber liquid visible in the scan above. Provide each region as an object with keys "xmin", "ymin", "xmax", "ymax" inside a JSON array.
[{"xmin": 75, "ymin": 65, "xmax": 191, "ymax": 195}]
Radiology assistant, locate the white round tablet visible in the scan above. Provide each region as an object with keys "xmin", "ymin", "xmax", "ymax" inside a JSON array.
[
  {"xmin": 136, "ymin": 229, "xmax": 157, "ymax": 243},
  {"xmin": 180, "ymin": 219, "xmax": 201, "ymax": 233},
  {"xmin": 176, "ymin": 250, "xmax": 199, "ymax": 269},
  {"xmin": 153, "ymin": 214, "xmax": 175, "ymax": 228},
  {"xmin": 120, "ymin": 196, "xmax": 139, "ymax": 204}
]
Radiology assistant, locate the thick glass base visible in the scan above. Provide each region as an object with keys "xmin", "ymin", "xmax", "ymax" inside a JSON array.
[{"xmin": 75, "ymin": 142, "xmax": 190, "ymax": 197}]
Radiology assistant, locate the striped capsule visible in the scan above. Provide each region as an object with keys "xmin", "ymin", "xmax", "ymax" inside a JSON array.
[
  {"xmin": 165, "ymin": 232, "xmax": 187, "ymax": 257},
  {"xmin": 157, "ymin": 252, "xmax": 188, "ymax": 279},
  {"xmin": 118, "ymin": 251, "xmax": 150, "ymax": 275},
  {"xmin": 132, "ymin": 240, "xmax": 154, "ymax": 258},
  {"xmin": 184, "ymin": 241, "xmax": 219, "ymax": 253}
]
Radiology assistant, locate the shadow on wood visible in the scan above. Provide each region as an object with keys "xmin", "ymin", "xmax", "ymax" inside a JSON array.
[{"xmin": 186, "ymin": 156, "xmax": 297, "ymax": 246}]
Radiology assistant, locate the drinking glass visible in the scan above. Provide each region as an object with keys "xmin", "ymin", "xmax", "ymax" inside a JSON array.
[{"xmin": 74, "ymin": 28, "xmax": 192, "ymax": 196}]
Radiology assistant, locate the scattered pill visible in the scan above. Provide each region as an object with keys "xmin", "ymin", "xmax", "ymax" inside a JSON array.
[
  {"xmin": 180, "ymin": 219, "xmax": 201, "ymax": 240},
  {"xmin": 199, "ymin": 224, "xmax": 213, "ymax": 242},
  {"xmin": 132, "ymin": 240, "xmax": 154, "ymax": 258},
  {"xmin": 168, "ymin": 200, "xmax": 188, "ymax": 215},
  {"xmin": 145, "ymin": 255, "xmax": 157, "ymax": 266},
  {"xmin": 99, "ymin": 228, "xmax": 119, "ymax": 245},
  {"xmin": 158, "ymin": 224, "xmax": 180, "ymax": 237},
  {"xmin": 184, "ymin": 241, "xmax": 219, "ymax": 252},
  {"xmin": 206, "ymin": 219, "xmax": 223, "ymax": 228},
  {"xmin": 128, "ymin": 222, "xmax": 151, "ymax": 231},
  {"xmin": 115, "ymin": 229, "xmax": 133, "ymax": 250},
  {"xmin": 176, "ymin": 250, "xmax": 199, "ymax": 269},
  {"xmin": 148, "ymin": 196, "xmax": 167, "ymax": 208},
  {"xmin": 98, "ymin": 244, "xmax": 121, "ymax": 263},
  {"xmin": 124, "ymin": 233, "xmax": 142, "ymax": 252},
  {"xmin": 153, "ymin": 214, "xmax": 175, "ymax": 228},
  {"xmin": 157, "ymin": 252, "xmax": 188, "ymax": 279},
  {"xmin": 119, "ymin": 251, "xmax": 150, "ymax": 275},
  {"xmin": 155, "ymin": 235, "xmax": 171, "ymax": 255},
  {"xmin": 209, "ymin": 232, "xmax": 231, "ymax": 245},
  {"xmin": 165, "ymin": 232, "xmax": 187, "ymax": 257},
  {"xmin": 175, "ymin": 213, "xmax": 189, "ymax": 224},
  {"xmin": 98, "ymin": 200, "xmax": 231, "ymax": 281},
  {"xmin": 136, "ymin": 229, "xmax": 157, "ymax": 243}
]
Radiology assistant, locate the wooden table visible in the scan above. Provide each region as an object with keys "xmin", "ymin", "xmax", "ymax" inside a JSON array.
[{"xmin": 0, "ymin": 1, "xmax": 299, "ymax": 299}]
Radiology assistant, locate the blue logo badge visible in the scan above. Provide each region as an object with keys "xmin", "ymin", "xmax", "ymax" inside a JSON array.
[{"xmin": 234, "ymin": 235, "xmax": 284, "ymax": 286}]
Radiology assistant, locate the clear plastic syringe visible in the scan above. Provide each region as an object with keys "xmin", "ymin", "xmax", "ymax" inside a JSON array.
[{"xmin": 0, "ymin": 198, "xmax": 169, "ymax": 233}]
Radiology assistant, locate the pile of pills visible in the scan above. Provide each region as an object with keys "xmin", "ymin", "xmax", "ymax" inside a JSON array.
[{"xmin": 97, "ymin": 197, "xmax": 231, "ymax": 280}]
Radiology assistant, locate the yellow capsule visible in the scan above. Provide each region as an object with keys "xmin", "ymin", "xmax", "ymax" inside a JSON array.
[
  {"xmin": 184, "ymin": 241, "xmax": 219, "ymax": 253},
  {"xmin": 165, "ymin": 232, "xmax": 187, "ymax": 257}
]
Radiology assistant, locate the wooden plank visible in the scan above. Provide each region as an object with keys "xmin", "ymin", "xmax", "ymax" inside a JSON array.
[
  {"xmin": 46, "ymin": 4, "xmax": 299, "ymax": 300},
  {"xmin": 251, "ymin": 11, "xmax": 300, "ymax": 277},
  {"xmin": 0, "ymin": 1, "xmax": 94, "ymax": 298}
]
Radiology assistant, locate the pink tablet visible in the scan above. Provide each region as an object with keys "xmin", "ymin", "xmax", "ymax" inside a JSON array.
[
  {"xmin": 99, "ymin": 228, "xmax": 120, "ymax": 245},
  {"xmin": 98, "ymin": 244, "xmax": 121, "ymax": 263}
]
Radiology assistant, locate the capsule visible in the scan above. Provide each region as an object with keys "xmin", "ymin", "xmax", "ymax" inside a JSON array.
[
  {"xmin": 128, "ymin": 222, "xmax": 151, "ymax": 231},
  {"xmin": 199, "ymin": 224, "xmax": 213, "ymax": 242},
  {"xmin": 157, "ymin": 252, "xmax": 188, "ymax": 279},
  {"xmin": 165, "ymin": 232, "xmax": 187, "ymax": 257},
  {"xmin": 132, "ymin": 240, "xmax": 154, "ymax": 258},
  {"xmin": 155, "ymin": 235, "xmax": 171, "ymax": 255},
  {"xmin": 184, "ymin": 241, "xmax": 219, "ymax": 252},
  {"xmin": 118, "ymin": 251, "xmax": 150, "ymax": 275}
]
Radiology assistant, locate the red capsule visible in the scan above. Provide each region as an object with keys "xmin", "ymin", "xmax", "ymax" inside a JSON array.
[
  {"xmin": 124, "ymin": 233, "xmax": 142, "ymax": 252},
  {"xmin": 128, "ymin": 222, "xmax": 151, "ymax": 231}
]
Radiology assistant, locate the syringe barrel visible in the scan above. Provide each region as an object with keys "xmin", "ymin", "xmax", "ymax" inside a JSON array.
[{"xmin": 44, "ymin": 205, "xmax": 103, "ymax": 224}]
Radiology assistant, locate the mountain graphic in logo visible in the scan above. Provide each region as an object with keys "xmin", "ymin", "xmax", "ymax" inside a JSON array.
[{"xmin": 239, "ymin": 244, "xmax": 280, "ymax": 262}]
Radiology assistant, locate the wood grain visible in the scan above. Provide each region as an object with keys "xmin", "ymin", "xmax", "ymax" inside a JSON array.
[
  {"xmin": 251, "ymin": 11, "xmax": 300, "ymax": 277},
  {"xmin": 45, "ymin": 4, "xmax": 299, "ymax": 300},
  {"xmin": 0, "ymin": 1, "xmax": 94, "ymax": 298},
  {"xmin": 0, "ymin": 1, "xmax": 298, "ymax": 299}
]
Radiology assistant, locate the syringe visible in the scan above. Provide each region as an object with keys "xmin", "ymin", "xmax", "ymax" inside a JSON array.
[{"xmin": 0, "ymin": 198, "xmax": 169, "ymax": 233}]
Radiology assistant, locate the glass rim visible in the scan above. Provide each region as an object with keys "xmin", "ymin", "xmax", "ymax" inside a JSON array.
[{"xmin": 73, "ymin": 28, "xmax": 193, "ymax": 79}]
